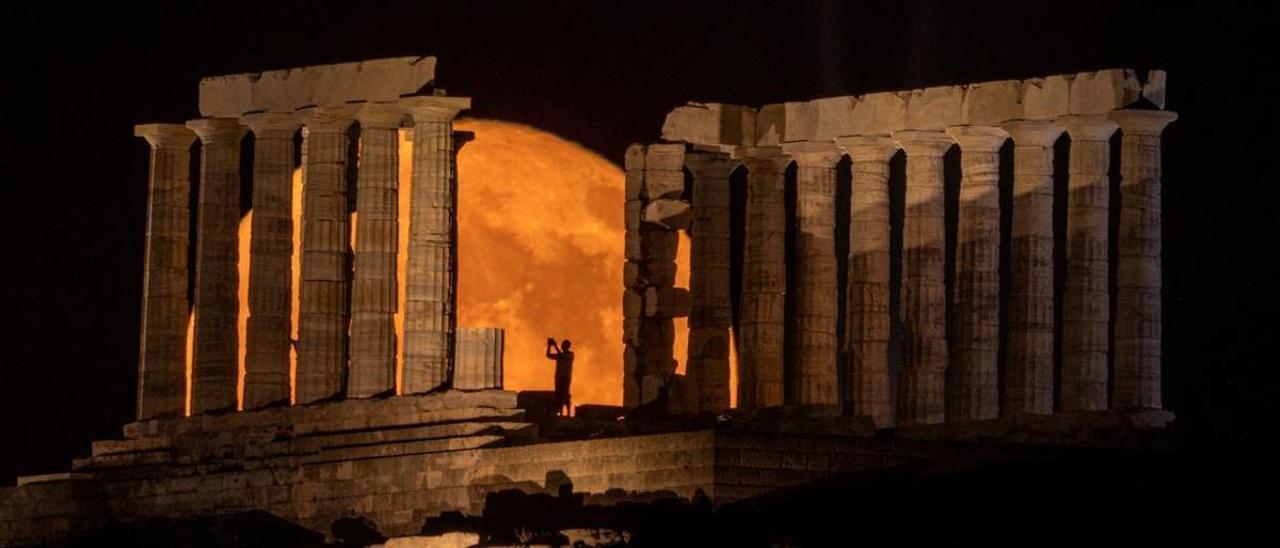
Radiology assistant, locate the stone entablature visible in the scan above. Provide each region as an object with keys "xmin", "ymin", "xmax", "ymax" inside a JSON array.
[{"xmin": 199, "ymin": 56, "xmax": 437, "ymax": 117}]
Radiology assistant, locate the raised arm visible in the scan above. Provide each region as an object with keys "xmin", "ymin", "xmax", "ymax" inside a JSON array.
[{"xmin": 545, "ymin": 338, "xmax": 559, "ymax": 359}]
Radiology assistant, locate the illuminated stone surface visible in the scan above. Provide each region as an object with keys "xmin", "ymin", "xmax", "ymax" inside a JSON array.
[
  {"xmin": 781, "ymin": 141, "xmax": 844, "ymax": 408},
  {"xmin": 892, "ymin": 130, "xmax": 953, "ymax": 426},
  {"xmin": 735, "ymin": 147, "xmax": 791, "ymax": 410},
  {"xmin": 684, "ymin": 151, "xmax": 734, "ymax": 413},
  {"xmin": 946, "ymin": 125, "xmax": 1008, "ymax": 421},
  {"xmin": 401, "ymin": 96, "xmax": 470, "ymax": 395},
  {"xmin": 1060, "ymin": 116, "xmax": 1119, "ymax": 411},
  {"xmin": 199, "ymin": 56, "xmax": 437, "ymax": 117},
  {"xmin": 1002, "ymin": 121, "xmax": 1065, "ymax": 416},
  {"xmin": 241, "ymin": 112, "xmax": 302, "ymax": 410},
  {"xmin": 186, "ymin": 118, "xmax": 247, "ymax": 414},
  {"xmin": 133, "ymin": 123, "xmax": 197, "ymax": 420},
  {"xmin": 296, "ymin": 108, "xmax": 355, "ymax": 405},
  {"xmin": 348, "ymin": 103, "xmax": 405, "ymax": 399},
  {"xmin": 834, "ymin": 135, "xmax": 897, "ymax": 427}
]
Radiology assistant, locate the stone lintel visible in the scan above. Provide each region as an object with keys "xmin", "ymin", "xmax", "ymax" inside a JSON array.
[
  {"xmin": 199, "ymin": 55, "xmax": 437, "ymax": 117},
  {"xmin": 661, "ymin": 102, "xmax": 756, "ymax": 148},
  {"xmin": 298, "ymin": 105, "xmax": 358, "ymax": 131},
  {"xmin": 694, "ymin": 68, "xmax": 1160, "ymax": 147}
]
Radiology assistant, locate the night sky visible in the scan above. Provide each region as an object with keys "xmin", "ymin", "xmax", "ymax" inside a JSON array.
[{"xmin": 2, "ymin": 1, "xmax": 1276, "ymax": 484}]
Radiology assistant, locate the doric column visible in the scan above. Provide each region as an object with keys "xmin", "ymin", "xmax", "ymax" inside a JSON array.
[
  {"xmin": 1002, "ymin": 121, "xmax": 1064, "ymax": 416},
  {"xmin": 295, "ymin": 107, "xmax": 355, "ymax": 404},
  {"xmin": 945, "ymin": 126, "xmax": 1008, "ymax": 421},
  {"xmin": 1059, "ymin": 116, "xmax": 1118, "ymax": 411},
  {"xmin": 186, "ymin": 118, "xmax": 247, "ymax": 414},
  {"xmin": 133, "ymin": 124, "xmax": 196, "ymax": 420},
  {"xmin": 241, "ymin": 112, "xmax": 301, "ymax": 409},
  {"xmin": 891, "ymin": 130, "xmax": 953, "ymax": 425},
  {"xmin": 400, "ymin": 96, "xmax": 471, "ymax": 394},
  {"xmin": 1109, "ymin": 109, "xmax": 1177, "ymax": 409},
  {"xmin": 684, "ymin": 151, "xmax": 734, "ymax": 413},
  {"xmin": 348, "ymin": 103, "xmax": 405, "ymax": 398},
  {"xmin": 834, "ymin": 135, "xmax": 898, "ymax": 427},
  {"xmin": 736, "ymin": 147, "xmax": 791, "ymax": 409},
  {"xmin": 781, "ymin": 141, "xmax": 844, "ymax": 408}
]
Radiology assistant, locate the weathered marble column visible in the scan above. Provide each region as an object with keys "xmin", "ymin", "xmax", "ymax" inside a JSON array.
[
  {"xmin": 348, "ymin": 103, "xmax": 405, "ymax": 398},
  {"xmin": 400, "ymin": 96, "xmax": 470, "ymax": 394},
  {"xmin": 834, "ymin": 136, "xmax": 897, "ymax": 427},
  {"xmin": 1059, "ymin": 116, "xmax": 1118, "ymax": 411},
  {"xmin": 736, "ymin": 147, "xmax": 791, "ymax": 409},
  {"xmin": 781, "ymin": 142, "xmax": 844, "ymax": 408},
  {"xmin": 684, "ymin": 151, "xmax": 734, "ymax": 413},
  {"xmin": 186, "ymin": 118, "xmax": 246, "ymax": 414},
  {"xmin": 241, "ymin": 113, "xmax": 301, "ymax": 409},
  {"xmin": 296, "ymin": 108, "xmax": 355, "ymax": 404},
  {"xmin": 133, "ymin": 124, "xmax": 196, "ymax": 420},
  {"xmin": 891, "ymin": 130, "xmax": 952, "ymax": 425},
  {"xmin": 1002, "ymin": 121, "xmax": 1064, "ymax": 416},
  {"xmin": 945, "ymin": 126, "xmax": 1008, "ymax": 421},
  {"xmin": 1109, "ymin": 109, "xmax": 1177, "ymax": 409}
]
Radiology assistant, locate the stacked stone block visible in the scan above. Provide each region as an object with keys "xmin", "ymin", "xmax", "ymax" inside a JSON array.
[
  {"xmin": 623, "ymin": 143, "xmax": 688, "ymax": 408},
  {"xmin": 684, "ymin": 151, "xmax": 734, "ymax": 413},
  {"xmin": 453, "ymin": 327, "xmax": 504, "ymax": 390}
]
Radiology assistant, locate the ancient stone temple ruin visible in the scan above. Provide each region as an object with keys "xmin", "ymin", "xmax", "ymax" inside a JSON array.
[
  {"xmin": 626, "ymin": 68, "xmax": 1176, "ymax": 427},
  {"xmin": 0, "ymin": 58, "xmax": 1175, "ymax": 545}
]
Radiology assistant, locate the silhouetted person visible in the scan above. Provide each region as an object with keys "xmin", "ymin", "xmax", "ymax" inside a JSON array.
[{"xmin": 545, "ymin": 338, "xmax": 575, "ymax": 416}]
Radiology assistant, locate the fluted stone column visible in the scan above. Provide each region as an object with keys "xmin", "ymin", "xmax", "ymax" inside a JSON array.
[
  {"xmin": 892, "ymin": 131, "xmax": 952, "ymax": 425},
  {"xmin": 1060, "ymin": 116, "xmax": 1118, "ymax": 411},
  {"xmin": 241, "ymin": 113, "xmax": 301, "ymax": 409},
  {"xmin": 348, "ymin": 104, "xmax": 405, "ymax": 398},
  {"xmin": 834, "ymin": 136, "xmax": 897, "ymax": 427},
  {"xmin": 1002, "ymin": 121, "xmax": 1064, "ymax": 416},
  {"xmin": 945, "ymin": 126, "xmax": 1008, "ymax": 421},
  {"xmin": 685, "ymin": 151, "xmax": 734, "ymax": 413},
  {"xmin": 781, "ymin": 142, "xmax": 844, "ymax": 408},
  {"xmin": 401, "ymin": 96, "xmax": 470, "ymax": 394},
  {"xmin": 1110, "ymin": 109, "xmax": 1177, "ymax": 409},
  {"xmin": 296, "ymin": 108, "xmax": 355, "ymax": 404},
  {"xmin": 736, "ymin": 147, "xmax": 791, "ymax": 409},
  {"xmin": 133, "ymin": 124, "xmax": 196, "ymax": 420},
  {"xmin": 186, "ymin": 118, "xmax": 246, "ymax": 414}
]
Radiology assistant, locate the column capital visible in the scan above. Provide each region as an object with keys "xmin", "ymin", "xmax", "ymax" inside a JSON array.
[
  {"xmin": 1109, "ymin": 109, "xmax": 1178, "ymax": 136},
  {"xmin": 185, "ymin": 118, "xmax": 246, "ymax": 144},
  {"xmin": 734, "ymin": 146, "xmax": 792, "ymax": 171},
  {"xmin": 684, "ymin": 150, "xmax": 734, "ymax": 179},
  {"xmin": 1058, "ymin": 115, "xmax": 1118, "ymax": 142},
  {"xmin": 240, "ymin": 112, "xmax": 302, "ymax": 137},
  {"xmin": 1002, "ymin": 120, "xmax": 1065, "ymax": 147},
  {"xmin": 399, "ymin": 95, "xmax": 472, "ymax": 123},
  {"xmin": 298, "ymin": 105, "xmax": 356, "ymax": 132},
  {"xmin": 781, "ymin": 141, "xmax": 843, "ymax": 168},
  {"xmin": 834, "ymin": 135, "xmax": 898, "ymax": 162},
  {"xmin": 134, "ymin": 123, "xmax": 196, "ymax": 149},
  {"xmin": 945, "ymin": 125, "xmax": 1010, "ymax": 152},
  {"xmin": 355, "ymin": 102, "xmax": 409, "ymax": 129},
  {"xmin": 892, "ymin": 130, "xmax": 954, "ymax": 157}
]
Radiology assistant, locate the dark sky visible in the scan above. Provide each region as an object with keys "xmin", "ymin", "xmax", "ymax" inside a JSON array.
[{"xmin": 2, "ymin": 0, "xmax": 1276, "ymax": 483}]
